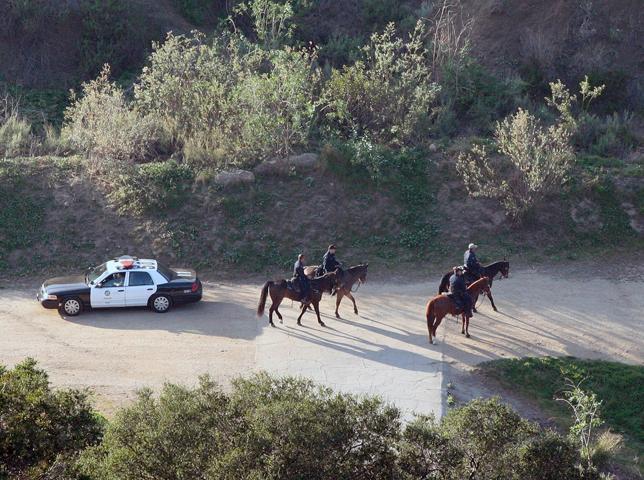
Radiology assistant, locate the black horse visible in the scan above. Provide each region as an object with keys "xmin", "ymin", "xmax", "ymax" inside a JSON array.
[{"xmin": 437, "ymin": 260, "xmax": 510, "ymax": 312}]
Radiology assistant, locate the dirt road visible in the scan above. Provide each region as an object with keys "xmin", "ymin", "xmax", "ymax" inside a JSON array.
[{"xmin": 0, "ymin": 267, "xmax": 641, "ymax": 416}]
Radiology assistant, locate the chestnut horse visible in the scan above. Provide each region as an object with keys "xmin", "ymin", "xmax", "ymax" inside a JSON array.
[
  {"xmin": 425, "ymin": 277, "xmax": 491, "ymax": 344},
  {"xmin": 305, "ymin": 264, "xmax": 368, "ymax": 318},
  {"xmin": 437, "ymin": 260, "xmax": 509, "ymax": 312},
  {"xmin": 257, "ymin": 271, "xmax": 338, "ymax": 327}
]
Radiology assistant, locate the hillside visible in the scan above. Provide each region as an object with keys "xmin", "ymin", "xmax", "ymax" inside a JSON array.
[{"xmin": 0, "ymin": 0, "xmax": 642, "ymax": 279}]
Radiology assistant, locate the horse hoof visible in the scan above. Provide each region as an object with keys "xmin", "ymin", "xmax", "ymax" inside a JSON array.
[
  {"xmin": 466, "ymin": 333, "xmax": 470, "ymax": 338},
  {"xmin": 319, "ymin": 321, "xmax": 326, "ymax": 327},
  {"xmin": 297, "ymin": 321, "xmax": 302, "ymax": 326},
  {"xmin": 335, "ymin": 314, "xmax": 340, "ymax": 319},
  {"xmin": 493, "ymin": 308, "xmax": 498, "ymax": 312},
  {"xmin": 269, "ymin": 322, "xmax": 275, "ymax": 328},
  {"xmin": 473, "ymin": 308, "xmax": 478, "ymax": 313},
  {"xmin": 461, "ymin": 331, "xmax": 465, "ymax": 335},
  {"xmin": 354, "ymin": 310, "xmax": 358, "ymax": 315}
]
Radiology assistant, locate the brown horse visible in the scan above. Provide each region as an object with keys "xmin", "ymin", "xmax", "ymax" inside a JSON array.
[
  {"xmin": 437, "ymin": 260, "xmax": 509, "ymax": 312},
  {"xmin": 257, "ymin": 271, "xmax": 338, "ymax": 327},
  {"xmin": 425, "ymin": 277, "xmax": 491, "ymax": 344},
  {"xmin": 305, "ymin": 264, "xmax": 368, "ymax": 318}
]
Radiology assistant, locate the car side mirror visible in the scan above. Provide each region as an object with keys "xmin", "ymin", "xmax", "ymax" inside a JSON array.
[{"xmin": 95, "ymin": 282, "xmax": 103, "ymax": 288}]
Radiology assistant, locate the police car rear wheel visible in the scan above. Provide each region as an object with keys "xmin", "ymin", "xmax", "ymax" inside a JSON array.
[
  {"xmin": 60, "ymin": 297, "xmax": 82, "ymax": 316},
  {"xmin": 150, "ymin": 294, "xmax": 171, "ymax": 313}
]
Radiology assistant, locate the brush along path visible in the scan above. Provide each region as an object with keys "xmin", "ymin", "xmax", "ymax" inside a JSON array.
[{"xmin": 0, "ymin": 267, "xmax": 641, "ymax": 417}]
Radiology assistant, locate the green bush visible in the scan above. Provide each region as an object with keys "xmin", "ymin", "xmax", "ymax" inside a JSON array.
[
  {"xmin": 63, "ymin": 66, "xmax": 160, "ymax": 165},
  {"xmin": 109, "ymin": 160, "xmax": 194, "ymax": 215},
  {"xmin": 0, "ymin": 111, "xmax": 33, "ymax": 157},
  {"xmin": 321, "ymin": 21, "xmax": 440, "ymax": 147},
  {"xmin": 457, "ymin": 107, "xmax": 574, "ymax": 219},
  {"xmin": 135, "ymin": 32, "xmax": 317, "ymax": 168},
  {"xmin": 0, "ymin": 359, "xmax": 104, "ymax": 478},
  {"xmin": 516, "ymin": 431, "xmax": 581, "ymax": 480}
]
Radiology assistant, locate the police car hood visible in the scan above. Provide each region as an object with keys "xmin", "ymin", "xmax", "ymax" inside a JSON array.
[{"xmin": 43, "ymin": 275, "xmax": 87, "ymax": 292}]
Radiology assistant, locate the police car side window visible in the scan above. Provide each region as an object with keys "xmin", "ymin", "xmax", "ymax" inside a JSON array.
[
  {"xmin": 102, "ymin": 273, "xmax": 125, "ymax": 288},
  {"xmin": 128, "ymin": 272, "xmax": 154, "ymax": 287}
]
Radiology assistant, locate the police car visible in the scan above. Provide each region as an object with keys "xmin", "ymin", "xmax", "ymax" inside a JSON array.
[{"xmin": 37, "ymin": 256, "xmax": 203, "ymax": 316}]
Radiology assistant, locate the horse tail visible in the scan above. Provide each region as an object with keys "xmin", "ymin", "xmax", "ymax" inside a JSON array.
[
  {"xmin": 438, "ymin": 273, "xmax": 450, "ymax": 294},
  {"xmin": 257, "ymin": 281, "xmax": 272, "ymax": 317},
  {"xmin": 426, "ymin": 299, "xmax": 436, "ymax": 332}
]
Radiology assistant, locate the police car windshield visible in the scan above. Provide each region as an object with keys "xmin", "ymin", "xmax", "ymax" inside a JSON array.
[
  {"xmin": 156, "ymin": 263, "xmax": 177, "ymax": 281},
  {"xmin": 86, "ymin": 263, "xmax": 107, "ymax": 284}
]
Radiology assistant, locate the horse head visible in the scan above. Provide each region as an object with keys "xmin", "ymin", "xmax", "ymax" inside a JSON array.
[
  {"xmin": 500, "ymin": 260, "xmax": 510, "ymax": 278},
  {"xmin": 357, "ymin": 263, "xmax": 368, "ymax": 284}
]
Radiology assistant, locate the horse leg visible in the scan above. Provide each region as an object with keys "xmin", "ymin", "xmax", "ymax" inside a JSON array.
[
  {"xmin": 345, "ymin": 291, "xmax": 359, "ymax": 315},
  {"xmin": 335, "ymin": 291, "xmax": 344, "ymax": 319},
  {"xmin": 487, "ymin": 291, "xmax": 498, "ymax": 312},
  {"xmin": 314, "ymin": 301, "xmax": 325, "ymax": 327},
  {"xmin": 461, "ymin": 314, "xmax": 465, "ymax": 335},
  {"xmin": 465, "ymin": 314, "xmax": 470, "ymax": 338},
  {"xmin": 296, "ymin": 303, "xmax": 307, "ymax": 326},
  {"xmin": 432, "ymin": 316, "xmax": 443, "ymax": 337}
]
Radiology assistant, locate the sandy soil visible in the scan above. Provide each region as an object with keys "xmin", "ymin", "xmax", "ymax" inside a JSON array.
[{"xmin": 0, "ymin": 266, "xmax": 641, "ymax": 417}]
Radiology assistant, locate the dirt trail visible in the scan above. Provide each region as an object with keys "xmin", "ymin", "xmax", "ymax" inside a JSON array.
[{"xmin": 0, "ymin": 267, "xmax": 641, "ymax": 416}]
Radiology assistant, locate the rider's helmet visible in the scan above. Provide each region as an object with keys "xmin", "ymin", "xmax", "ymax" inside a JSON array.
[{"xmin": 468, "ymin": 243, "xmax": 478, "ymax": 250}]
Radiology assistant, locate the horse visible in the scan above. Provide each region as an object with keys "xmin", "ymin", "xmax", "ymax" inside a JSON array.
[
  {"xmin": 425, "ymin": 277, "xmax": 491, "ymax": 344},
  {"xmin": 437, "ymin": 260, "xmax": 509, "ymax": 312},
  {"xmin": 305, "ymin": 264, "xmax": 368, "ymax": 318},
  {"xmin": 257, "ymin": 271, "xmax": 338, "ymax": 327}
]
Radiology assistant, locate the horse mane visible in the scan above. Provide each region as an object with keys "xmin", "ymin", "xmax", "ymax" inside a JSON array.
[{"xmin": 467, "ymin": 276, "xmax": 489, "ymax": 290}]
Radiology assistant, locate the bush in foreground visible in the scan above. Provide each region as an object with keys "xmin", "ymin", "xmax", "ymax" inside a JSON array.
[
  {"xmin": 78, "ymin": 373, "xmax": 597, "ymax": 480},
  {"xmin": 0, "ymin": 358, "xmax": 104, "ymax": 478}
]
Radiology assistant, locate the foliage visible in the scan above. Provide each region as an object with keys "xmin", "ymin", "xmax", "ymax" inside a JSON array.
[
  {"xmin": 108, "ymin": 160, "xmax": 194, "ymax": 215},
  {"xmin": 0, "ymin": 358, "xmax": 104, "ymax": 478},
  {"xmin": 441, "ymin": 397, "xmax": 536, "ymax": 479},
  {"xmin": 321, "ymin": 21, "xmax": 441, "ymax": 147},
  {"xmin": 457, "ymin": 108, "xmax": 574, "ymax": 219},
  {"xmin": 240, "ymin": 0, "xmax": 295, "ymax": 49},
  {"xmin": 0, "ymin": 109, "xmax": 33, "ymax": 158},
  {"xmin": 135, "ymin": 32, "xmax": 317, "ymax": 168},
  {"xmin": 63, "ymin": 65, "xmax": 160, "ymax": 164},
  {"xmin": 0, "ymin": 159, "xmax": 45, "ymax": 268},
  {"xmin": 516, "ymin": 431, "xmax": 581, "ymax": 480},
  {"xmin": 480, "ymin": 356, "xmax": 643, "ymax": 474},
  {"xmin": 172, "ymin": 0, "xmax": 219, "ymax": 25},
  {"xmin": 558, "ymin": 379, "xmax": 605, "ymax": 472}
]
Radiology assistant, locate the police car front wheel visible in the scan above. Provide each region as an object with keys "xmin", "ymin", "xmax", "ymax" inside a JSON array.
[
  {"xmin": 150, "ymin": 294, "xmax": 172, "ymax": 313},
  {"xmin": 60, "ymin": 297, "xmax": 82, "ymax": 317}
]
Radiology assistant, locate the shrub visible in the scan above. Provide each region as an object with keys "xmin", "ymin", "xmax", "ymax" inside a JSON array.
[
  {"xmin": 516, "ymin": 430, "xmax": 581, "ymax": 480},
  {"xmin": 0, "ymin": 358, "xmax": 104, "ymax": 478},
  {"xmin": 0, "ymin": 111, "xmax": 33, "ymax": 157},
  {"xmin": 457, "ymin": 108, "xmax": 574, "ymax": 219},
  {"xmin": 63, "ymin": 65, "xmax": 160, "ymax": 165},
  {"xmin": 81, "ymin": 373, "xmax": 402, "ymax": 479},
  {"xmin": 397, "ymin": 415, "xmax": 462, "ymax": 479},
  {"xmin": 321, "ymin": 21, "xmax": 440, "ymax": 147},
  {"xmin": 441, "ymin": 397, "xmax": 536, "ymax": 478},
  {"xmin": 108, "ymin": 160, "xmax": 194, "ymax": 215},
  {"xmin": 135, "ymin": 32, "xmax": 317, "ymax": 168}
]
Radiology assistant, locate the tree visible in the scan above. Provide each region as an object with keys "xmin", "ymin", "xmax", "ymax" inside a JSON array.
[
  {"xmin": 0, "ymin": 358, "xmax": 104, "ymax": 478},
  {"xmin": 456, "ymin": 107, "xmax": 574, "ymax": 219}
]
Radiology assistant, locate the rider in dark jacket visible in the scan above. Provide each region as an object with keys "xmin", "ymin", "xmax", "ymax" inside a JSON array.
[
  {"xmin": 322, "ymin": 245, "xmax": 341, "ymax": 274},
  {"xmin": 294, "ymin": 254, "xmax": 310, "ymax": 302},
  {"xmin": 449, "ymin": 267, "xmax": 473, "ymax": 318},
  {"xmin": 322, "ymin": 244, "xmax": 342, "ymax": 293},
  {"xmin": 464, "ymin": 243, "xmax": 483, "ymax": 280}
]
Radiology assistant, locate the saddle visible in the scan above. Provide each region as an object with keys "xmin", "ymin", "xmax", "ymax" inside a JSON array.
[
  {"xmin": 287, "ymin": 277, "xmax": 301, "ymax": 294},
  {"xmin": 445, "ymin": 292, "xmax": 464, "ymax": 312}
]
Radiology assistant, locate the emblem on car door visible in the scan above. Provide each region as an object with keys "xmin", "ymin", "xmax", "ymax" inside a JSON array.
[{"xmin": 105, "ymin": 290, "xmax": 110, "ymax": 296}]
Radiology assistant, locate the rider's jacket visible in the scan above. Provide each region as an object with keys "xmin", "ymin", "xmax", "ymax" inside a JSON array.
[
  {"xmin": 464, "ymin": 249, "xmax": 481, "ymax": 273},
  {"xmin": 294, "ymin": 260, "xmax": 306, "ymax": 279},
  {"xmin": 449, "ymin": 274, "xmax": 467, "ymax": 296},
  {"xmin": 322, "ymin": 252, "xmax": 340, "ymax": 273}
]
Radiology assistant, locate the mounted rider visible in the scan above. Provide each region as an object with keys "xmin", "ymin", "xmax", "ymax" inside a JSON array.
[
  {"xmin": 321, "ymin": 244, "xmax": 343, "ymax": 292},
  {"xmin": 463, "ymin": 243, "xmax": 483, "ymax": 282},
  {"xmin": 293, "ymin": 253, "xmax": 311, "ymax": 303},
  {"xmin": 449, "ymin": 266, "xmax": 473, "ymax": 319}
]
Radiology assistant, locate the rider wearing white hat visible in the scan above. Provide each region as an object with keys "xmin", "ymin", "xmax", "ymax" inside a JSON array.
[{"xmin": 464, "ymin": 243, "xmax": 482, "ymax": 279}]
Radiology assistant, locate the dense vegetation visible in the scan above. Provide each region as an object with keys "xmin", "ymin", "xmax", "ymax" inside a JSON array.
[
  {"xmin": 481, "ymin": 357, "xmax": 643, "ymax": 476},
  {"xmin": 1, "ymin": 359, "xmax": 627, "ymax": 479},
  {"xmin": 0, "ymin": 0, "xmax": 641, "ymax": 275}
]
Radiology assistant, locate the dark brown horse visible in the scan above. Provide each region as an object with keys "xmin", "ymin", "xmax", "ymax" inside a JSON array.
[
  {"xmin": 257, "ymin": 271, "xmax": 338, "ymax": 327},
  {"xmin": 437, "ymin": 260, "xmax": 509, "ymax": 312},
  {"xmin": 305, "ymin": 264, "xmax": 368, "ymax": 318},
  {"xmin": 425, "ymin": 277, "xmax": 491, "ymax": 344}
]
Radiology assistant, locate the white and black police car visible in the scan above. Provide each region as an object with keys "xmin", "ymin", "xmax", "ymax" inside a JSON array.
[{"xmin": 36, "ymin": 256, "xmax": 203, "ymax": 316}]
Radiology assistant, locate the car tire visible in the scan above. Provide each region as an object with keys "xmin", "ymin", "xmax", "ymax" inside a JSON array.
[
  {"xmin": 150, "ymin": 294, "xmax": 172, "ymax": 313},
  {"xmin": 59, "ymin": 297, "xmax": 82, "ymax": 317}
]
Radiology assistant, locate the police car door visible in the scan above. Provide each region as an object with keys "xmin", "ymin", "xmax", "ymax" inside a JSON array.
[
  {"xmin": 90, "ymin": 273, "xmax": 127, "ymax": 308},
  {"xmin": 125, "ymin": 271, "xmax": 157, "ymax": 307}
]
